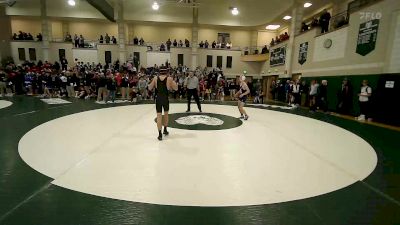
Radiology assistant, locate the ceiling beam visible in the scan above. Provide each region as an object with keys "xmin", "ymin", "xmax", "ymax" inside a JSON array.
[{"xmin": 86, "ymin": 0, "xmax": 115, "ymax": 22}]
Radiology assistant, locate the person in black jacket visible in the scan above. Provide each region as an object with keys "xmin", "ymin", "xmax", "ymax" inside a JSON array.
[
  {"xmin": 319, "ymin": 80, "xmax": 328, "ymax": 112},
  {"xmin": 320, "ymin": 9, "xmax": 331, "ymax": 33}
]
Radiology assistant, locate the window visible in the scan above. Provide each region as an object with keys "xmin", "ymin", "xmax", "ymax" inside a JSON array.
[
  {"xmin": 217, "ymin": 56, "xmax": 223, "ymax": 68},
  {"xmin": 226, "ymin": 56, "xmax": 233, "ymax": 68},
  {"xmin": 18, "ymin": 48, "xmax": 26, "ymax": 61},
  {"xmin": 59, "ymin": 49, "xmax": 66, "ymax": 61},
  {"xmin": 206, "ymin": 55, "xmax": 213, "ymax": 67},
  {"xmin": 105, "ymin": 51, "xmax": 112, "ymax": 64},
  {"xmin": 178, "ymin": 54, "xmax": 184, "ymax": 66},
  {"xmin": 28, "ymin": 48, "xmax": 36, "ymax": 61}
]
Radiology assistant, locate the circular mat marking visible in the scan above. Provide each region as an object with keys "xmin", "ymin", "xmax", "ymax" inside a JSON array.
[
  {"xmin": 155, "ymin": 112, "xmax": 243, "ymax": 130},
  {"xmin": 0, "ymin": 100, "xmax": 12, "ymax": 109},
  {"xmin": 18, "ymin": 104, "xmax": 377, "ymax": 206}
]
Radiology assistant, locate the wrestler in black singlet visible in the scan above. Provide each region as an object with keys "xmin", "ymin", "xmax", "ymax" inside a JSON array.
[{"xmin": 156, "ymin": 75, "xmax": 169, "ymax": 113}]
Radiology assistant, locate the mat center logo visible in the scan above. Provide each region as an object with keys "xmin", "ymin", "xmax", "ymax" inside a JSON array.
[
  {"xmin": 158, "ymin": 113, "xmax": 242, "ymax": 130},
  {"xmin": 175, "ymin": 115, "xmax": 224, "ymax": 126}
]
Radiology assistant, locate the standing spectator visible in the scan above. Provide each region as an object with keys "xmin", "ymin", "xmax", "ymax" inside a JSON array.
[
  {"xmin": 173, "ymin": 39, "xmax": 178, "ymax": 47},
  {"xmin": 105, "ymin": 33, "xmax": 110, "ymax": 44},
  {"xmin": 79, "ymin": 35, "xmax": 85, "ymax": 48},
  {"xmin": 309, "ymin": 80, "xmax": 319, "ymax": 111},
  {"xmin": 139, "ymin": 37, "xmax": 145, "ymax": 45},
  {"xmin": 199, "ymin": 41, "xmax": 204, "ymax": 48},
  {"xmin": 357, "ymin": 80, "xmax": 372, "ymax": 121},
  {"xmin": 107, "ymin": 74, "xmax": 117, "ymax": 103},
  {"xmin": 99, "ymin": 35, "xmax": 104, "ymax": 44},
  {"xmin": 185, "ymin": 39, "xmax": 190, "ymax": 47},
  {"xmin": 74, "ymin": 34, "xmax": 79, "ymax": 48},
  {"xmin": 166, "ymin": 38, "xmax": 172, "ymax": 51},
  {"xmin": 138, "ymin": 76, "xmax": 148, "ymax": 100},
  {"xmin": 270, "ymin": 38, "xmax": 275, "ymax": 46},
  {"xmin": 301, "ymin": 22, "xmax": 309, "ymax": 32},
  {"xmin": 178, "ymin": 40, "xmax": 183, "ymax": 47},
  {"xmin": 292, "ymin": 79, "xmax": 301, "ymax": 106},
  {"xmin": 97, "ymin": 73, "xmax": 108, "ymax": 103},
  {"xmin": 319, "ymin": 80, "xmax": 328, "ymax": 112},
  {"xmin": 120, "ymin": 72, "xmax": 129, "ymax": 100},
  {"xmin": 61, "ymin": 57, "xmax": 68, "ymax": 71},
  {"xmin": 261, "ymin": 45, "xmax": 269, "ymax": 54},
  {"xmin": 300, "ymin": 80, "xmax": 309, "ymax": 106},
  {"xmin": 337, "ymin": 78, "xmax": 353, "ymax": 115},
  {"xmin": 204, "ymin": 40, "xmax": 209, "ymax": 48},
  {"xmin": 111, "ymin": 36, "xmax": 117, "ymax": 44},
  {"xmin": 319, "ymin": 9, "xmax": 331, "ymax": 33},
  {"xmin": 212, "ymin": 41, "xmax": 216, "ymax": 48},
  {"xmin": 0, "ymin": 69, "xmax": 6, "ymax": 97}
]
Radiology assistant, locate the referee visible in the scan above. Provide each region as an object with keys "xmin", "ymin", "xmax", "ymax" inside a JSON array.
[{"xmin": 185, "ymin": 71, "xmax": 202, "ymax": 113}]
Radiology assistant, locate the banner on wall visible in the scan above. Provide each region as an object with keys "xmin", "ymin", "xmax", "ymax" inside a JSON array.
[
  {"xmin": 270, "ymin": 46, "xmax": 286, "ymax": 67},
  {"xmin": 356, "ymin": 19, "xmax": 380, "ymax": 56},
  {"xmin": 298, "ymin": 42, "xmax": 308, "ymax": 65}
]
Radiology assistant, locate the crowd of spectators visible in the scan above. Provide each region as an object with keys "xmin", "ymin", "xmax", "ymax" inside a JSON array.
[
  {"xmin": 198, "ymin": 40, "xmax": 233, "ymax": 49},
  {"xmin": 270, "ymin": 32, "xmax": 290, "ymax": 46},
  {"xmin": 99, "ymin": 33, "xmax": 117, "ymax": 44},
  {"xmin": 133, "ymin": 36, "xmax": 146, "ymax": 46},
  {"xmin": 300, "ymin": 9, "xmax": 348, "ymax": 34},
  {"xmin": 12, "ymin": 31, "xmax": 42, "ymax": 41}
]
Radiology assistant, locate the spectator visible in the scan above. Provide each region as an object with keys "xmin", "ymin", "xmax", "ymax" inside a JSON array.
[
  {"xmin": 173, "ymin": 39, "xmax": 177, "ymax": 47},
  {"xmin": 226, "ymin": 41, "xmax": 232, "ymax": 49},
  {"xmin": 357, "ymin": 80, "xmax": 372, "ymax": 121},
  {"xmin": 37, "ymin": 33, "xmax": 43, "ymax": 41},
  {"xmin": 309, "ymin": 80, "xmax": 319, "ymax": 111},
  {"xmin": 112, "ymin": 36, "xmax": 117, "ymax": 44},
  {"xmin": 319, "ymin": 80, "xmax": 328, "ymax": 112},
  {"xmin": 270, "ymin": 38, "xmax": 275, "ymax": 46},
  {"xmin": 261, "ymin": 45, "xmax": 269, "ymax": 54},
  {"xmin": 12, "ymin": 33, "xmax": 17, "ymax": 40},
  {"xmin": 99, "ymin": 35, "xmax": 104, "ymax": 44},
  {"xmin": 300, "ymin": 80, "xmax": 309, "ymax": 106},
  {"xmin": 105, "ymin": 33, "xmax": 110, "ymax": 44},
  {"xmin": 160, "ymin": 43, "xmax": 166, "ymax": 51},
  {"xmin": 319, "ymin": 9, "xmax": 331, "ymax": 33},
  {"xmin": 337, "ymin": 78, "xmax": 353, "ymax": 115},
  {"xmin": 166, "ymin": 38, "xmax": 172, "ymax": 51},
  {"xmin": 311, "ymin": 17, "xmax": 319, "ymax": 28},
  {"xmin": 185, "ymin": 39, "xmax": 190, "ymax": 47},
  {"xmin": 301, "ymin": 22, "xmax": 309, "ymax": 32},
  {"xmin": 291, "ymin": 80, "xmax": 301, "ymax": 106},
  {"xmin": 79, "ymin": 35, "xmax": 84, "ymax": 48},
  {"xmin": 107, "ymin": 74, "xmax": 117, "ymax": 103},
  {"xmin": 212, "ymin": 41, "xmax": 216, "ymax": 48},
  {"xmin": 199, "ymin": 41, "xmax": 204, "ymax": 48},
  {"xmin": 139, "ymin": 37, "xmax": 145, "ymax": 45},
  {"xmin": 133, "ymin": 36, "xmax": 139, "ymax": 45},
  {"xmin": 65, "ymin": 32, "xmax": 72, "ymax": 42},
  {"xmin": 74, "ymin": 34, "xmax": 79, "ymax": 47},
  {"xmin": 18, "ymin": 31, "xmax": 24, "ymax": 40},
  {"xmin": 204, "ymin": 40, "xmax": 209, "ymax": 48},
  {"xmin": 179, "ymin": 40, "xmax": 183, "ymax": 47},
  {"xmin": 61, "ymin": 57, "xmax": 68, "ymax": 71},
  {"xmin": 27, "ymin": 33, "xmax": 34, "ymax": 40}
]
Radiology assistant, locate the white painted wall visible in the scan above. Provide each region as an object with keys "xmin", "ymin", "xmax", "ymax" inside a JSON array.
[{"xmin": 72, "ymin": 48, "xmax": 98, "ymax": 64}]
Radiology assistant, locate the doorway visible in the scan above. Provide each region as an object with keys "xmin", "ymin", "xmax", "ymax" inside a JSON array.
[{"xmin": 262, "ymin": 75, "xmax": 278, "ymax": 100}]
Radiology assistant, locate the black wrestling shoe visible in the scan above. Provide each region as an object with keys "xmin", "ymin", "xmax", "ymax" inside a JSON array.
[
  {"xmin": 244, "ymin": 115, "xmax": 249, "ymax": 120},
  {"xmin": 186, "ymin": 110, "xmax": 190, "ymax": 113},
  {"xmin": 163, "ymin": 130, "xmax": 169, "ymax": 136},
  {"xmin": 157, "ymin": 134, "xmax": 163, "ymax": 141}
]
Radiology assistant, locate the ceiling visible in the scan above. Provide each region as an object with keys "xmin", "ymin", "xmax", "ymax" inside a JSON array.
[{"xmin": 5, "ymin": 0, "xmax": 336, "ymax": 28}]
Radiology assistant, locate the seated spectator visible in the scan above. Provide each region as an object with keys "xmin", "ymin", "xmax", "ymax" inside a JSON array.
[
  {"xmin": 226, "ymin": 41, "xmax": 232, "ymax": 49},
  {"xmin": 12, "ymin": 33, "xmax": 17, "ymax": 40},
  {"xmin": 99, "ymin": 35, "xmax": 104, "ymax": 43},
  {"xmin": 139, "ymin": 37, "xmax": 145, "ymax": 45},
  {"xmin": 37, "ymin": 33, "xmax": 43, "ymax": 41},
  {"xmin": 283, "ymin": 32, "xmax": 289, "ymax": 41},
  {"xmin": 133, "ymin": 36, "xmax": 139, "ymax": 45},
  {"xmin": 185, "ymin": 39, "xmax": 190, "ymax": 47},
  {"xmin": 216, "ymin": 42, "xmax": 221, "ymax": 48},
  {"xmin": 212, "ymin": 41, "xmax": 216, "ymax": 48},
  {"xmin": 173, "ymin": 39, "xmax": 177, "ymax": 47},
  {"xmin": 27, "ymin": 33, "xmax": 34, "ymax": 40},
  {"xmin": 74, "ymin": 34, "xmax": 79, "ymax": 47},
  {"xmin": 270, "ymin": 38, "xmax": 275, "ymax": 46},
  {"xmin": 199, "ymin": 41, "xmax": 204, "ymax": 48},
  {"xmin": 160, "ymin": 43, "xmax": 166, "ymax": 51},
  {"xmin": 105, "ymin": 33, "xmax": 110, "ymax": 44},
  {"xmin": 311, "ymin": 17, "xmax": 319, "ymax": 28},
  {"xmin": 179, "ymin": 40, "xmax": 183, "ymax": 47},
  {"xmin": 275, "ymin": 36, "xmax": 281, "ymax": 43},
  {"xmin": 204, "ymin": 40, "xmax": 209, "ymax": 48},
  {"xmin": 65, "ymin": 32, "xmax": 72, "ymax": 42},
  {"xmin": 112, "ymin": 36, "xmax": 117, "ymax": 44},
  {"xmin": 79, "ymin": 34, "xmax": 84, "ymax": 48},
  {"xmin": 261, "ymin": 45, "xmax": 269, "ymax": 54},
  {"xmin": 301, "ymin": 22, "xmax": 309, "ymax": 32}
]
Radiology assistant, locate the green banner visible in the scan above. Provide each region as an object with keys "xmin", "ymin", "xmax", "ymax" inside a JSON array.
[
  {"xmin": 356, "ymin": 19, "xmax": 380, "ymax": 56},
  {"xmin": 298, "ymin": 42, "xmax": 308, "ymax": 65}
]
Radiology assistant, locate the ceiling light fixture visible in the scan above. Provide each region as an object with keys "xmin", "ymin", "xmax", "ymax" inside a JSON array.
[
  {"xmin": 283, "ymin": 15, "xmax": 292, "ymax": 20},
  {"xmin": 266, "ymin": 25, "xmax": 281, "ymax": 30},
  {"xmin": 152, "ymin": 1, "xmax": 159, "ymax": 10},
  {"xmin": 231, "ymin": 7, "xmax": 239, "ymax": 15},
  {"xmin": 304, "ymin": 2, "xmax": 312, "ymax": 8},
  {"xmin": 68, "ymin": 0, "xmax": 75, "ymax": 6}
]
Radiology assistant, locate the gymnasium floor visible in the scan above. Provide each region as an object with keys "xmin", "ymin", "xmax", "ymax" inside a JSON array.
[{"xmin": 0, "ymin": 97, "xmax": 399, "ymax": 225}]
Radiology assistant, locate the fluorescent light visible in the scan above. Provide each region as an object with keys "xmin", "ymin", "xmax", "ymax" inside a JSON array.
[
  {"xmin": 231, "ymin": 7, "xmax": 239, "ymax": 15},
  {"xmin": 266, "ymin": 25, "xmax": 281, "ymax": 30},
  {"xmin": 152, "ymin": 2, "xmax": 159, "ymax": 10},
  {"xmin": 304, "ymin": 2, "xmax": 312, "ymax": 8},
  {"xmin": 283, "ymin": 15, "xmax": 292, "ymax": 20},
  {"xmin": 68, "ymin": 0, "xmax": 75, "ymax": 6}
]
